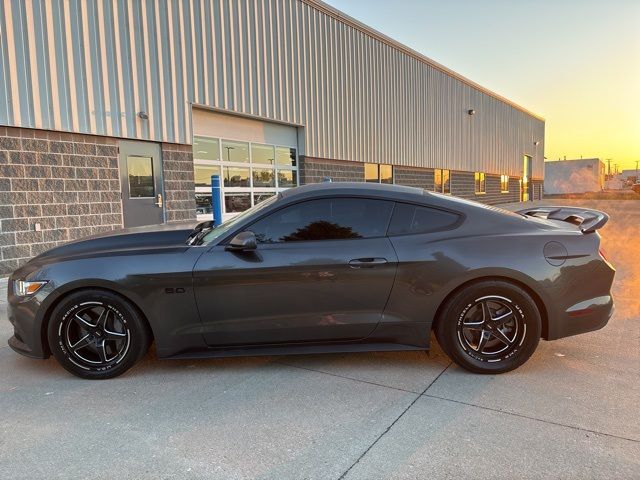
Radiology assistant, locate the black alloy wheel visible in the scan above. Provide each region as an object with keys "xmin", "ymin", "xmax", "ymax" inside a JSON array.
[
  {"xmin": 61, "ymin": 303, "xmax": 131, "ymax": 368},
  {"xmin": 457, "ymin": 295, "xmax": 526, "ymax": 359},
  {"xmin": 435, "ymin": 280, "xmax": 541, "ymax": 374},
  {"xmin": 48, "ymin": 290, "xmax": 151, "ymax": 379}
]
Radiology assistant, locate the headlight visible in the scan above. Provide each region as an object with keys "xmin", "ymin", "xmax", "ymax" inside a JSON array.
[{"xmin": 14, "ymin": 280, "xmax": 48, "ymax": 297}]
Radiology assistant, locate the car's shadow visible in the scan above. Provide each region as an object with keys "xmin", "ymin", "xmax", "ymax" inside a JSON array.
[{"xmin": 3, "ymin": 331, "xmax": 556, "ymax": 385}]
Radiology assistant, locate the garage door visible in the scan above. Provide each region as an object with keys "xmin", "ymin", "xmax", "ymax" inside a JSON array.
[{"xmin": 192, "ymin": 109, "xmax": 300, "ymax": 221}]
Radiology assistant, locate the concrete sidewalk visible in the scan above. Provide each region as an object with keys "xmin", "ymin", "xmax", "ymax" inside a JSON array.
[{"xmin": 1, "ymin": 200, "xmax": 639, "ymax": 479}]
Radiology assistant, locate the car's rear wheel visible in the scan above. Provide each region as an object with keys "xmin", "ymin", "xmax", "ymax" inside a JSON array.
[
  {"xmin": 47, "ymin": 290, "xmax": 151, "ymax": 379},
  {"xmin": 435, "ymin": 280, "xmax": 541, "ymax": 374}
]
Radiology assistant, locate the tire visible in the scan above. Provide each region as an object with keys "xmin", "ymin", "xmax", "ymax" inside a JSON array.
[
  {"xmin": 47, "ymin": 289, "xmax": 152, "ymax": 379},
  {"xmin": 435, "ymin": 280, "xmax": 541, "ymax": 374}
]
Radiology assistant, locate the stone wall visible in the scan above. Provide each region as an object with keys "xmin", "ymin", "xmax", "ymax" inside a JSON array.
[
  {"xmin": 393, "ymin": 166, "xmax": 434, "ymax": 190},
  {"xmin": 449, "ymin": 170, "xmax": 475, "ymax": 199},
  {"xmin": 299, "ymin": 156, "xmax": 364, "ymax": 184},
  {"xmin": 477, "ymin": 175, "xmax": 521, "ymax": 205},
  {"xmin": 0, "ymin": 128, "xmax": 197, "ymax": 276},
  {"xmin": 298, "ymin": 159, "xmax": 524, "ymax": 206},
  {"xmin": 0, "ymin": 127, "xmax": 122, "ymax": 275},
  {"xmin": 532, "ymin": 179, "xmax": 544, "ymax": 200},
  {"xmin": 162, "ymin": 143, "xmax": 196, "ymax": 223},
  {"xmin": 449, "ymin": 171, "xmax": 520, "ymax": 205}
]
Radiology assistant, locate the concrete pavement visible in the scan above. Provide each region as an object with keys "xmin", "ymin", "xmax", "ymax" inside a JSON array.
[{"xmin": 1, "ymin": 200, "xmax": 639, "ymax": 479}]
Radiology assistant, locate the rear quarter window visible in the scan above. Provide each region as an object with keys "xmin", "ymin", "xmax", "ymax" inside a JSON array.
[{"xmin": 388, "ymin": 203, "xmax": 461, "ymax": 236}]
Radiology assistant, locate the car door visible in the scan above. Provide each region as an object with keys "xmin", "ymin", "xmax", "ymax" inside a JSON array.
[{"xmin": 193, "ymin": 197, "xmax": 398, "ymax": 346}]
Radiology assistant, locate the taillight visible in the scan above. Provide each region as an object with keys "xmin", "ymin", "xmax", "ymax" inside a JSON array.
[{"xmin": 599, "ymin": 248, "xmax": 608, "ymax": 261}]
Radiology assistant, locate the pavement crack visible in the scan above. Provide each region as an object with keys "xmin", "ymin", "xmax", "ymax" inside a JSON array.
[
  {"xmin": 423, "ymin": 393, "xmax": 640, "ymax": 444},
  {"xmin": 275, "ymin": 361, "xmax": 421, "ymax": 394},
  {"xmin": 337, "ymin": 361, "xmax": 453, "ymax": 480}
]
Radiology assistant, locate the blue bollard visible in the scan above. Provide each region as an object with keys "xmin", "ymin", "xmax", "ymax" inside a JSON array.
[{"xmin": 211, "ymin": 174, "xmax": 223, "ymax": 226}]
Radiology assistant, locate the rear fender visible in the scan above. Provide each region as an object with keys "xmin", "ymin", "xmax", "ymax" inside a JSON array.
[{"xmin": 431, "ymin": 267, "xmax": 552, "ymax": 337}]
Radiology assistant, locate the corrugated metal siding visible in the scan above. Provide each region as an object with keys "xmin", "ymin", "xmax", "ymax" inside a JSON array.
[{"xmin": 0, "ymin": 0, "xmax": 544, "ymax": 177}]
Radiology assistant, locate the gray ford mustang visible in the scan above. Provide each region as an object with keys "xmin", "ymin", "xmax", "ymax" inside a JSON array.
[{"xmin": 7, "ymin": 183, "xmax": 615, "ymax": 379}]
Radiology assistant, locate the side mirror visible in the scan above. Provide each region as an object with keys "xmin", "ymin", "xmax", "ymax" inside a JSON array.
[
  {"xmin": 225, "ymin": 231, "xmax": 257, "ymax": 252},
  {"xmin": 193, "ymin": 220, "xmax": 214, "ymax": 233}
]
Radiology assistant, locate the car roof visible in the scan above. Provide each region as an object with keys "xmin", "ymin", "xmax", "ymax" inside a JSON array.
[
  {"xmin": 278, "ymin": 182, "xmax": 533, "ymax": 227},
  {"xmin": 279, "ymin": 181, "xmax": 425, "ymax": 199}
]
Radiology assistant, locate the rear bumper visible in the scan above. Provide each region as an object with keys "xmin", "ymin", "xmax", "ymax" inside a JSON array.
[{"xmin": 546, "ymin": 294, "xmax": 614, "ymax": 340}]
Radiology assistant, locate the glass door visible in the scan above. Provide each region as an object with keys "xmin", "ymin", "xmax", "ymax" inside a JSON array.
[{"xmin": 522, "ymin": 155, "xmax": 532, "ymax": 201}]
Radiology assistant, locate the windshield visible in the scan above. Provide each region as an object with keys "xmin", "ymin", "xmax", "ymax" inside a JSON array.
[{"xmin": 200, "ymin": 195, "xmax": 279, "ymax": 244}]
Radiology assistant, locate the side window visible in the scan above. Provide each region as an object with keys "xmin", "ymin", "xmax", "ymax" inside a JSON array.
[
  {"xmin": 388, "ymin": 203, "xmax": 460, "ymax": 235},
  {"xmin": 249, "ymin": 198, "xmax": 394, "ymax": 243}
]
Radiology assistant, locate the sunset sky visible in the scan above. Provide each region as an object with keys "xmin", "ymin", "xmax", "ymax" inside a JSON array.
[{"xmin": 326, "ymin": 0, "xmax": 640, "ymax": 172}]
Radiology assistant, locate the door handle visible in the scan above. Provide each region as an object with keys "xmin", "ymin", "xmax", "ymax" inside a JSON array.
[
  {"xmin": 155, "ymin": 193, "xmax": 163, "ymax": 208},
  {"xmin": 348, "ymin": 258, "xmax": 388, "ymax": 268}
]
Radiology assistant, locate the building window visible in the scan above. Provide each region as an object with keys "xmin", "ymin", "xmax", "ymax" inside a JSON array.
[
  {"xmin": 365, "ymin": 163, "xmax": 379, "ymax": 183},
  {"xmin": 194, "ymin": 164, "xmax": 221, "ymax": 187},
  {"xmin": 500, "ymin": 174, "xmax": 509, "ymax": 193},
  {"xmin": 251, "ymin": 143, "xmax": 275, "ymax": 165},
  {"xmin": 474, "ymin": 172, "xmax": 486, "ymax": 194},
  {"xmin": 434, "ymin": 169, "xmax": 451, "ymax": 194},
  {"xmin": 193, "ymin": 135, "xmax": 298, "ymax": 221},
  {"xmin": 365, "ymin": 163, "xmax": 394, "ymax": 184},
  {"xmin": 380, "ymin": 164, "xmax": 393, "ymax": 184},
  {"xmin": 127, "ymin": 156, "xmax": 155, "ymax": 198},
  {"xmin": 221, "ymin": 140, "xmax": 249, "ymax": 162},
  {"xmin": 276, "ymin": 146, "xmax": 297, "ymax": 167}
]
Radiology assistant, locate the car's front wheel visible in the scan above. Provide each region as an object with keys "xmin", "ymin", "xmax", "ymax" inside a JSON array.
[
  {"xmin": 435, "ymin": 280, "xmax": 541, "ymax": 374},
  {"xmin": 47, "ymin": 290, "xmax": 151, "ymax": 379}
]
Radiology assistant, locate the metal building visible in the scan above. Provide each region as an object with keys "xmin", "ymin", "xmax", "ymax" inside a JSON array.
[{"xmin": 0, "ymin": 0, "xmax": 544, "ymax": 274}]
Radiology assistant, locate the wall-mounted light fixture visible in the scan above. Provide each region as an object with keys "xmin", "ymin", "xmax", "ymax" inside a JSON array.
[
  {"xmin": 467, "ymin": 109, "xmax": 475, "ymax": 116},
  {"xmin": 138, "ymin": 111, "xmax": 149, "ymax": 120},
  {"xmin": 534, "ymin": 141, "xmax": 540, "ymax": 146}
]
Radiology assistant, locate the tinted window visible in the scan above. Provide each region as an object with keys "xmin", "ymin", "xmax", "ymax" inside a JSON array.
[
  {"xmin": 388, "ymin": 203, "xmax": 459, "ymax": 235},
  {"xmin": 249, "ymin": 198, "xmax": 394, "ymax": 243}
]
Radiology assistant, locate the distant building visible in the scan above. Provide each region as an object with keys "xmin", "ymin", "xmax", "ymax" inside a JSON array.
[
  {"xmin": 544, "ymin": 158, "xmax": 605, "ymax": 194},
  {"xmin": 604, "ymin": 176, "xmax": 625, "ymax": 190},
  {"xmin": 620, "ymin": 169, "xmax": 640, "ymax": 183}
]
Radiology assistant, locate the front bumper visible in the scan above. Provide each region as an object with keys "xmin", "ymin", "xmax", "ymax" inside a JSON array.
[
  {"xmin": 8, "ymin": 334, "xmax": 47, "ymax": 359},
  {"xmin": 7, "ymin": 282, "xmax": 50, "ymax": 360}
]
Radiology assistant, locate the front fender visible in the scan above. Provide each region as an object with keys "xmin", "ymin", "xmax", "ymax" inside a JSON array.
[
  {"xmin": 37, "ymin": 278, "xmax": 157, "ymax": 336},
  {"xmin": 10, "ymin": 245, "xmax": 206, "ymax": 359}
]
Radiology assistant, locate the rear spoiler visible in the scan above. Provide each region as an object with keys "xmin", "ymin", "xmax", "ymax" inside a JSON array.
[{"xmin": 516, "ymin": 206, "xmax": 609, "ymax": 234}]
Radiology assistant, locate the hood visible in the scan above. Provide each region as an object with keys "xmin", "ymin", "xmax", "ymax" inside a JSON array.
[{"xmin": 32, "ymin": 222, "xmax": 197, "ymax": 263}]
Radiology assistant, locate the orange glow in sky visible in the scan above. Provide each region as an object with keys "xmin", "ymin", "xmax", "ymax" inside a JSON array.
[{"xmin": 326, "ymin": 0, "xmax": 640, "ymax": 171}]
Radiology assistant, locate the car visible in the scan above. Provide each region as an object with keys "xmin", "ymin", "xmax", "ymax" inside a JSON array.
[{"xmin": 7, "ymin": 183, "xmax": 615, "ymax": 379}]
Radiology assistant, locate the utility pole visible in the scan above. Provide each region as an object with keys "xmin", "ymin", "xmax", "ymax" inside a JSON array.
[{"xmin": 606, "ymin": 158, "xmax": 612, "ymax": 179}]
